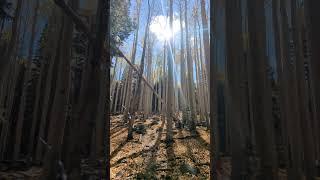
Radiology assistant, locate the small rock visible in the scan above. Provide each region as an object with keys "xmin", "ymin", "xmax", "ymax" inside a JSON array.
[
  {"xmin": 116, "ymin": 170, "xmax": 124, "ymax": 178},
  {"xmin": 180, "ymin": 163, "xmax": 199, "ymax": 175},
  {"xmin": 133, "ymin": 123, "xmax": 146, "ymax": 134},
  {"xmin": 150, "ymin": 120, "xmax": 158, "ymax": 126}
]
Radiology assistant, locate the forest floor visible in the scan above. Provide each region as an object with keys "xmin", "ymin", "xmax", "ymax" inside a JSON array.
[
  {"xmin": 110, "ymin": 114, "xmax": 210, "ymax": 179},
  {"xmin": 0, "ymin": 158, "xmax": 105, "ymax": 179}
]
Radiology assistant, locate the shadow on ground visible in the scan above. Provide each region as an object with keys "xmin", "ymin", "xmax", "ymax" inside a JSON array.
[{"xmin": 110, "ymin": 115, "xmax": 210, "ymax": 179}]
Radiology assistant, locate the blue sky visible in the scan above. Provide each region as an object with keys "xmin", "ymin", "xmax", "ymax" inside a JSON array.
[{"xmin": 117, "ymin": 0, "xmax": 210, "ymax": 87}]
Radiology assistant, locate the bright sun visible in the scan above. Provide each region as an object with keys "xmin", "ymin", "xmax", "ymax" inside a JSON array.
[{"xmin": 150, "ymin": 15, "xmax": 182, "ymax": 41}]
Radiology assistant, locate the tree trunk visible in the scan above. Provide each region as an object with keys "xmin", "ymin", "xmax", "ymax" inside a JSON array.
[
  {"xmin": 211, "ymin": 0, "xmax": 224, "ymax": 178},
  {"xmin": 127, "ymin": 0, "xmax": 152, "ymax": 140},
  {"xmin": 200, "ymin": 0, "xmax": 210, "ymax": 78},
  {"xmin": 166, "ymin": 0, "xmax": 174, "ymax": 143},
  {"xmin": 123, "ymin": 0, "xmax": 142, "ymax": 121},
  {"xmin": 184, "ymin": 0, "xmax": 196, "ymax": 132},
  {"xmin": 291, "ymin": 0, "xmax": 316, "ymax": 178},
  {"xmin": 247, "ymin": 0, "xmax": 278, "ymax": 178},
  {"xmin": 0, "ymin": 0, "xmax": 22, "ymax": 79},
  {"xmin": 35, "ymin": 7, "xmax": 64, "ymax": 161},
  {"xmin": 225, "ymin": 0, "xmax": 250, "ymax": 178},
  {"xmin": 304, "ymin": 0, "xmax": 320, "ymax": 171},
  {"xmin": 14, "ymin": 0, "xmax": 40, "ymax": 159},
  {"xmin": 42, "ymin": 5, "xmax": 74, "ymax": 178}
]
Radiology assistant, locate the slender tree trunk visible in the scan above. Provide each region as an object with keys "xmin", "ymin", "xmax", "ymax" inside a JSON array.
[
  {"xmin": 197, "ymin": 20, "xmax": 209, "ymax": 125},
  {"xmin": 42, "ymin": 5, "xmax": 74, "ymax": 178},
  {"xmin": 144, "ymin": 37, "xmax": 154, "ymax": 116},
  {"xmin": 0, "ymin": 63, "xmax": 25, "ymax": 159},
  {"xmin": 127, "ymin": 0, "xmax": 152, "ymax": 140},
  {"xmin": 62, "ymin": 0, "xmax": 109, "ymax": 178},
  {"xmin": 120, "ymin": 67, "xmax": 129, "ymax": 113},
  {"xmin": 35, "ymin": 8, "xmax": 64, "ymax": 161},
  {"xmin": 304, "ymin": 0, "xmax": 320, "ymax": 171},
  {"xmin": 165, "ymin": 0, "xmax": 174, "ymax": 143},
  {"xmin": 272, "ymin": 0, "xmax": 289, "ymax": 170},
  {"xmin": 0, "ymin": 0, "xmax": 24, "ymax": 158},
  {"xmin": 0, "ymin": 0, "xmax": 22, "ymax": 78},
  {"xmin": 247, "ymin": 0, "xmax": 278, "ymax": 178},
  {"xmin": 184, "ymin": 0, "xmax": 196, "ymax": 132},
  {"xmin": 123, "ymin": 0, "xmax": 142, "ymax": 121},
  {"xmin": 291, "ymin": 1, "xmax": 316, "ymax": 178},
  {"xmin": 15, "ymin": 0, "xmax": 40, "ymax": 159},
  {"xmin": 275, "ymin": 0, "xmax": 304, "ymax": 178},
  {"xmin": 111, "ymin": 57, "xmax": 118, "ymax": 85},
  {"xmin": 225, "ymin": 0, "xmax": 250, "ymax": 178},
  {"xmin": 200, "ymin": 0, "xmax": 210, "ymax": 78},
  {"xmin": 211, "ymin": 0, "xmax": 225, "ymax": 178}
]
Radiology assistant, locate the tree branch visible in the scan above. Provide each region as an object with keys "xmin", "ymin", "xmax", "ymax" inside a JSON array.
[
  {"xmin": 117, "ymin": 50, "xmax": 165, "ymax": 104},
  {"xmin": 53, "ymin": 0, "xmax": 93, "ymax": 40}
]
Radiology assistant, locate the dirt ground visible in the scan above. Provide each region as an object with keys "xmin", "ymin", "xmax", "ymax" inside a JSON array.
[
  {"xmin": 0, "ymin": 158, "xmax": 105, "ymax": 180},
  {"xmin": 110, "ymin": 114, "xmax": 210, "ymax": 180}
]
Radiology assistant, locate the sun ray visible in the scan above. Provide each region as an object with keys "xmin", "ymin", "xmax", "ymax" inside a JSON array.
[{"xmin": 149, "ymin": 15, "xmax": 182, "ymax": 41}]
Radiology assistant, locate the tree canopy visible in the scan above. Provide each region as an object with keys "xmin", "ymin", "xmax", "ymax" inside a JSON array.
[{"xmin": 110, "ymin": 0, "xmax": 135, "ymax": 56}]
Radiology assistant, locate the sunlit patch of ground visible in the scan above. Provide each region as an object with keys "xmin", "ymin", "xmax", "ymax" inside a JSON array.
[{"xmin": 110, "ymin": 115, "xmax": 210, "ymax": 179}]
